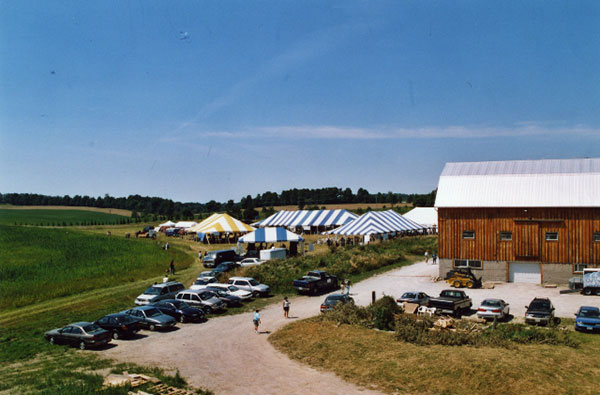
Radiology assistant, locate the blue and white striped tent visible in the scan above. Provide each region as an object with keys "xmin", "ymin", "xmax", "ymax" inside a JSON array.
[
  {"xmin": 253, "ymin": 209, "xmax": 358, "ymax": 228},
  {"xmin": 326, "ymin": 210, "xmax": 424, "ymax": 235},
  {"xmin": 238, "ymin": 227, "xmax": 304, "ymax": 243}
]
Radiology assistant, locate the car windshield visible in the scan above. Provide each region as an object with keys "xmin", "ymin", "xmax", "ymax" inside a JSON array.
[
  {"xmin": 200, "ymin": 292, "xmax": 214, "ymax": 301},
  {"xmin": 529, "ymin": 300, "xmax": 550, "ymax": 310},
  {"xmin": 212, "ymin": 289, "xmax": 227, "ymax": 296},
  {"xmin": 402, "ymin": 293, "xmax": 416, "ymax": 299},
  {"xmin": 144, "ymin": 308, "xmax": 162, "ymax": 317},
  {"xmin": 249, "ymin": 279, "xmax": 259, "ymax": 286},
  {"xmin": 579, "ymin": 308, "xmax": 600, "ymax": 318},
  {"xmin": 228, "ymin": 286, "xmax": 239, "ymax": 292},
  {"xmin": 82, "ymin": 324, "xmax": 103, "ymax": 334},
  {"xmin": 171, "ymin": 300, "xmax": 187, "ymax": 308},
  {"xmin": 482, "ymin": 300, "xmax": 501, "ymax": 307},
  {"xmin": 144, "ymin": 287, "xmax": 162, "ymax": 295},
  {"xmin": 194, "ymin": 279, "xmax": 207, "ymax": 285}
]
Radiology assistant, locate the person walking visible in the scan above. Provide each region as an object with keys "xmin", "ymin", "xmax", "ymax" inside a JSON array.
[
  {"xmin": 283, "ymin": 297, "xmax": 290, "ymax": 319},
  {"xmin": 424, "ymin": 250, "xmax": 429, "ymax": 263},
  {"xmin": 345, "ymin": 279, "xmax": 351, "ymax": 296},
  {"xmin": 432, "ymin": 252, "xmax": 438, "ymax": 265},
  {"xmin": 169, "ymin": 260, "xmax": 175, "ymax": 275},
  {"xmin": 253, "ymin": 310, "xmax": 261, "ymax": 334}
]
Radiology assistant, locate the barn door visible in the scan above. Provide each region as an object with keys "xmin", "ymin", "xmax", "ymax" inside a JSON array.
[{"xmin": 515, "ymin": 222, "xmax": 539, "ymax": 258}]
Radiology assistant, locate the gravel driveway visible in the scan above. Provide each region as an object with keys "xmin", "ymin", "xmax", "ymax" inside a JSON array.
[{"xmin": 100, "ymin": 261, "xmax": 598, "ymax": 394}]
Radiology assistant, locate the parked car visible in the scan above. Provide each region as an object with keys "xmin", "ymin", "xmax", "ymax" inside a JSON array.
[
  {"xmin": 45, "ymin": 322, "xmax": 111, "ymax": 350},
  {"xmin": 293, "ymin": 271, "xmax": 338, "ymax": 295},
  {"xmin": 207, "ymin": 283, "xmax": 253, "ymax": 300},
  {"xmin": 524, "ymin": 297, "xmax": 555, "ymax": 325},
  {"xmin": 206, "ymin": 287, "xmax": 243, "ymax": 307},
  {"xmin": 574, "ymin": 306, "xmax": 600, "ymax": 332},
  {"xmin": 199, "ymin": 271, "xmax": 217, "ymax": 278},
  {"xmin": 238, "ymin": 258, "xmax": 263, "ymax": 267},
  {"xmin": 477, "ymin": 299, "xmax": 510, "ymax": 321},
  {"xmin": 320, "ymin": 294, "xmax": 354, "ymax": 312},
  {"xmin": 190, "ymin": 277, "xmax": 218, "ymax": 290},
  {"xmin": 427, "ymin": 289, "xmax": 472, "ymax": 317},
  {"xmin": 203, "ymin": 249, "xmax": 236, "ymax": 268},
  {"xmin": 151, "ymin": 299, "xmax": 206, "ymax": 323},
  {"xmin": 135, "ymin": 281, "xmax": 185, "ymax": 305},
  {"xmin": 121, "ymin": 306, "xmax": 177, "ymax": 331},
  {"xmin": 227, "ymin": 277, "xmax": 270, "ymax": 297},
  {"xmin": 209, "ymin": 261, "xmax": 240, "ymax": 277},
  {"xmin": 396, "ymin": 292, "xmax": 430, "ymax": 306},
  {"xmin": 94, "ymin": 313, "xmax": 141, "ymax": 339},
  {"xmin": 175, "ymin": 289, "xmax": 227, "ymax": 313}
]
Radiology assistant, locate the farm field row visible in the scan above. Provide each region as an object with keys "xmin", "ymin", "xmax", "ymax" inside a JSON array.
[
  {"xmin": 0, "ymin": 208, "xmax": 130, "ymax": 226},
  {"xmin": 0, "ymin": 204, "xmax": 131, "ymax": 216}
]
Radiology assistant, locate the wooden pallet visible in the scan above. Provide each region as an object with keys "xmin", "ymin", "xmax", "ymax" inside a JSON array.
[{"xmin": 147, "ymin": 383, "xmax": 195, "ymax": 395}]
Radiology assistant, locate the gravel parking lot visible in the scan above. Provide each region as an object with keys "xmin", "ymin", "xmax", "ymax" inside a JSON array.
[{"xmin": 101, "ymin": 261, "xmax": 599, "ymax": 394}]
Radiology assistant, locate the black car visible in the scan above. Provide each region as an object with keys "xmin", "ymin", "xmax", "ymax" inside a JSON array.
[
  {"xmin": 396, "ymin": 292, "xmax": 431, "ymax": 306},
  {"xmin": 211, "ymin": 261, "xmax": 239, "ymax": 275},
  {"xmin": 152, "ymin": 299, "xmax": 206, "ymax": 323},
  {"xmin": 94, "ymin": 313, "xmax": 141, "ymax": 340},
  {"xmin": 206, "ymin": 287, "xmax": 243, "ymax": 307},
  {"xmin": 525, "ymin": 297, "xmax": 555, "ymax": 325},
  {"xmin": 320, "ymin": 294, "xmax": 354, "ymax": 312},
  {"xmin": 45, "ymin": 322, "xmax": 112, "ymax": 350}
]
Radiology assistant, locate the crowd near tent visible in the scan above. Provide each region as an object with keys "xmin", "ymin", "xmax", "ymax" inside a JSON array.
[
  {"xmin": 187, "ymin": 213, "xmax": 255, "ymax": 243},
  {"xmin": 253, "ymin": 209, "xmax": 358, "ymax": 233},
  {"xmin": 326, "ymin": 210, "xmax": 424, "ymax": 237},
  {"xmin": 403, "ymin": 207, "xmax": 438, "ymax": 233}
]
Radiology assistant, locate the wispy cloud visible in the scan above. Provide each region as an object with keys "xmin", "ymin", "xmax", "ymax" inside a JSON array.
[{"xmin": 191, "ymin": 123, "xmax": 600, "ymax": 140}]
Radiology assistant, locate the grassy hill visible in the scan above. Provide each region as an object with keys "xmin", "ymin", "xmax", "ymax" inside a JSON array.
[
  {"xmin": 0, "ymin": 208, "xmax": 130, "ymax": 226},
  {"xmin": 0, "ymin": 224, "xmax": 192, "ymax": 310}
]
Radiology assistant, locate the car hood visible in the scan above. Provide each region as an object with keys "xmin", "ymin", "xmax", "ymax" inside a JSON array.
[
  {"xmin": 147, "ymin": 314, "xmax": 175, "ymax": 323},
  {"xmin": 576, "ymin": 316, "xmax": 600, "ymax": 324},
  {"xmin": 45, "ymin": 328, "xmax": 62, "ymax": 336},
  {"xmin": 181, "ymin": 307, "xmax": 202, "ymax": 315},
  {"xmin": 255, "ymin": 284, "xmax": 269, "ymax": 291}
]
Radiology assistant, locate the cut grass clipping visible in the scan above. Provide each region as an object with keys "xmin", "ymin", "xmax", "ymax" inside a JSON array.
[{"xmin": 321, "ymin": 296, "xmax": 580, "ymax": 348}]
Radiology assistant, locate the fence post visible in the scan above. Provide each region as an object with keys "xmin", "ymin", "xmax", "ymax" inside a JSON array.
[{"xmin": 371, "ymin": 291, "xmax": 376, "ymax": 304}]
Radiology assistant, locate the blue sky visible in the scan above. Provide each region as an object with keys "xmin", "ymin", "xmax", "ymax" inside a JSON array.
[{"xmin": 1, "ymin": 1, "xmax": 599, "ymax": 203}]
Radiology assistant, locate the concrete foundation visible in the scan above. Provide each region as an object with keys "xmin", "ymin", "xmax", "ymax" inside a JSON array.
[{"xmin": 439, "ymin": 259, "xmax": 574, "ymax": 285}]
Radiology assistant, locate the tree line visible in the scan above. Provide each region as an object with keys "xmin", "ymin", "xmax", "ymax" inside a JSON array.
[{"xmin": 0, "ymin": 188, "xmax": 436, "ymax": 222}]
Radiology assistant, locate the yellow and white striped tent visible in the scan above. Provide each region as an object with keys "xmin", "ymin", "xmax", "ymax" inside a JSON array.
[{"xmin": 188, "ymin": 213, "xmax": 255, "ymax": 234}]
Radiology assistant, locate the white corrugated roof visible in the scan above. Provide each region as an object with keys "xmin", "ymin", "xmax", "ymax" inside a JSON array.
[{"xmin": 435, "ymin": 158, "xmax": 600, "ymax": 207}]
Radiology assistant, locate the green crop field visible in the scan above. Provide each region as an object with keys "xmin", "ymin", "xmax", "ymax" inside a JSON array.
[
  {"xmin": 0, "ymin": 208, "xmax": 130, "ymax": 226},
  {"xmin": 0, "ymin": 224, "xmax": 192, "ymax": 310}
]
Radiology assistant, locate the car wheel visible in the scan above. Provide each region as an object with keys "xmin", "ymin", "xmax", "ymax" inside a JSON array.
[
  {"xmin": 79, "ymin": 341, "xmax": 86, "ymax": 350},
  {"xmin": 252, "ymin": 291, "xmax": 259, "ymax": 297},
  {"xmin": 179, "ymin": 315, "xmax": 186, "ymax": 323},
  {"xmin": 453, "ymin": 280, "xmax": 461, "ymax": 288},
  {"xmin": 112, "ymin": 331, "xmax": 120, "ymax": 340},
  {"xmin": 49, "ymin": 336, "xmax": 55, "ymax": 344},
  {"xmin": 149, "ymin": 324, "xmax": 156, "ymax": 331},
  {"xmin": 583, "ymin": 288, "xmax": 592, "ymax": 296}
]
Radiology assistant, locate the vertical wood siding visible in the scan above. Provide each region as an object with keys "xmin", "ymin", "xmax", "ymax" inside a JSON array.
[{"xmin": 438, "ymin": 208, "xmax": 600, "ymax": 265}]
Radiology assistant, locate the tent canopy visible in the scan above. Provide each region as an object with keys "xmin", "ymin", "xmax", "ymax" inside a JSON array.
[
  {"xmin": 159, "ymin": 220, "xmax": 176, "ymax": 227},
  {"xmin": 238, "ymin": 227, "xmax": 304, "ymax": 243},
  {"xmin": 188, "ymin": 213, "xmax": 254, "ymax": 234},
  {"xmin": 253, "ymin": 209, "xmax": 358, "ymax": 228},
  {"xmin": 174, "ymin": 221, "xmax": 197, "ymax": 228},
  {"xmin": 403, "ymin": 207, "xmax": 437, "ymax": 228},
  {"xmin": 326, "ymin": 210, "xmax": 424, "ymax": 236}
]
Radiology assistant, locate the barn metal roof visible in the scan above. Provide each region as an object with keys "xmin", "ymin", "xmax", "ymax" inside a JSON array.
[{"xmin": 435, "ymin": 158, "xmax": 600, "ymax": 208}]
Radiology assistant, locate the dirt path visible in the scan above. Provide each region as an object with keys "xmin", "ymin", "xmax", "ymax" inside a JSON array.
[{"xmin": 100, "ymin": 262, "xmax": 594, "ymax": 394}]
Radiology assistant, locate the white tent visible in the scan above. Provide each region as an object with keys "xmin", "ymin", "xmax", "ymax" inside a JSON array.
[
  {"xmin": 403, "ymin": 207, "xmax": 438, "ymax": 229},
  {"xmin": 174, "ymin": 221, "xmax": 197, "ymax": 229},
  {"xmin": 158, "ymin": 220, "xmax": 176, "ymax": 227}
]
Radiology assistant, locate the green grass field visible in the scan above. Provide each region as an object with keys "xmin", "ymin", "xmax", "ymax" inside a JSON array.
[
  {"xmin": 0, "ymin": 208, "xmax": 130, "ymax": 226},
  {"xmin": 0, "ymin": 224, "xmax": 192, "ymax": 310}
]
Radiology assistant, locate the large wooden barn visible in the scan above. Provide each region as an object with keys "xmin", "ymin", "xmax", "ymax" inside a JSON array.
[{"xmin": 435, "ymin": 158, "xmax": 600, "ymax": 284}]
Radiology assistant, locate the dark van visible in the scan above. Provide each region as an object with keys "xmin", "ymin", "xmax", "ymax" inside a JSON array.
[{"xmin": 202, "ymin": 249, "xmax": 236, "ymax": 268}]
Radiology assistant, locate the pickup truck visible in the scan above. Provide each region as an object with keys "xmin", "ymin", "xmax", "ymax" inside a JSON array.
[
  {"xmin": 427, "ymin": 289, "xmax": 472, "ymax": 317},
  {"xmin": 293, "ymin": 271, "xmax": 338, "ymax": 295}
]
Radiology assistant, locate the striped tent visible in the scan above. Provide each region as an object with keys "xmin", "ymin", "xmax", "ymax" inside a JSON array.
[
  {"xmin": 253, "ymin": 209, "xmax": 358, "ymax": 228},
  {"xmin": 326, "ymin": 210, "xmax": 424, "ymax": 235},
  {"xmin": 238, "ymin": 227, "xmax": 304, "ymax": 243},
  {"xmin": 188, "ymin": 213, "xmax": 254, "ymax": 234}
]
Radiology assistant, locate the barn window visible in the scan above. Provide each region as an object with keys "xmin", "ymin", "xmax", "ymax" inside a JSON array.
[
  {"xmin": 462, "ymin": 231, "xmax": 475, "ymax": 239},
  {"xmin": 499, "ymin": 231, "xmax": 512, "ymax": 241},
  {"xmin": 454, "ymin": 259, "xmax": 482, "ymax": 269},
  {"xmin": 545, "ymin": 232, "xmax": 558, "ymax": 241},
  {"xmin": 593, "ymin": 232, "xmax": 600, "ymax": 242},
  {"xmin": 574, "ymin": 264, "xmax": 587, "ymax": 273}
]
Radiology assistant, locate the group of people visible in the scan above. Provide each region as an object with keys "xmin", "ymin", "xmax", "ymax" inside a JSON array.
[
  {"xmin": 424, "ymin": 250, "xmax": 437, "ymax": 264},
  {"xmin": 252, "ymin": 296, "xmax": 292, "ymax": 334}
]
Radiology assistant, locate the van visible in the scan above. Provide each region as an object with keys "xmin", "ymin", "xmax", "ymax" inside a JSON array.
[
  {"xmin": 202, "ymin": 249, "xmax": 236, "ymax": 268},
  {"xmin": 135, "ymin": 281, "xmax": 185, "ymax": 305},
  {"xmin": 175, "ymin": 289, "xmax": 226, "ymax": 313}
]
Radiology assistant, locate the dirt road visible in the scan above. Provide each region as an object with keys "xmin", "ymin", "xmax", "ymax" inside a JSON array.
[{"xmin": 101, "ymin": 262, "xmax": 596, "ymax": 394}]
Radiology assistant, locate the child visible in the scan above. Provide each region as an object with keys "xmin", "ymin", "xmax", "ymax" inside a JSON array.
[{"xmin": 283, "ymin": 297, "xmax": 290, "ymax": 318}]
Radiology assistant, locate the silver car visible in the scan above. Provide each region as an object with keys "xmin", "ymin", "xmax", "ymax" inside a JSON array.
[
  {"xmin": 176, "ymin": 289, "xmax": 226, "ymax": 313},
  {"xmin": 477, "ymin": 298, "xmax": 510, "ymax": 321}
]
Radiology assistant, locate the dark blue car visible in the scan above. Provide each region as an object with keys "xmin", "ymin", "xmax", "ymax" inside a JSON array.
[{"xmin": 575, "ymin": 306, "xmax": 600, "ymax": 332}]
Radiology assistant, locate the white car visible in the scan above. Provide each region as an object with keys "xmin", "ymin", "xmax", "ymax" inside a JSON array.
[
  {"xmin": 228, "ymin": 277, "xmax": 270, "ymax": 297},
  {"xmin": 207, "ymin": 283, "xmax": 253, "ymax": 300},
  {"xmin": 477, "ymin": 298, "xmax": 510, "ymax": 321},
  {"xmin": 190, "ymin": 276, "xmax": 217, "ymax": 290},
  {"xmin": 239, "ymin": 258, "xmax": 263, "ymax": 267}
]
